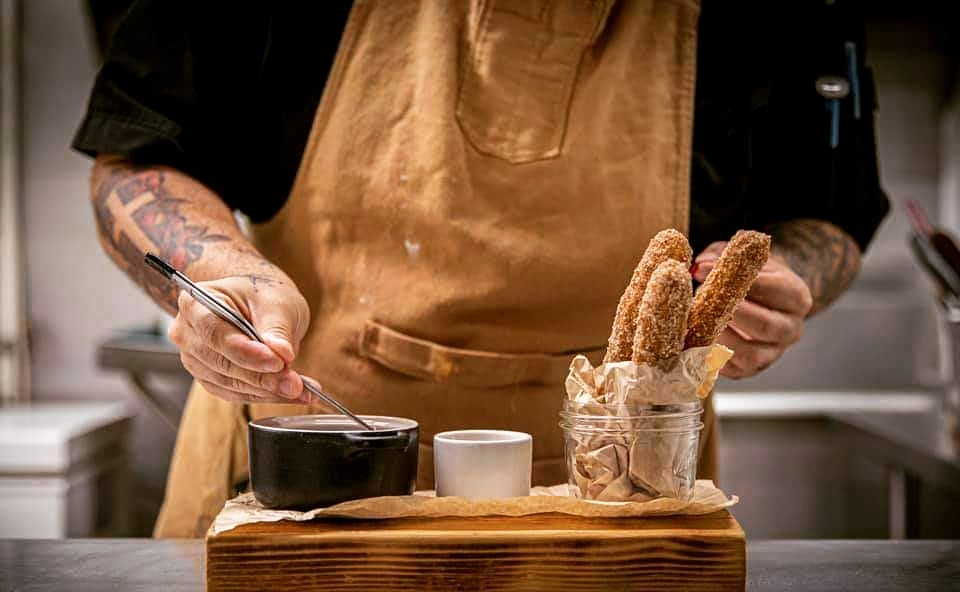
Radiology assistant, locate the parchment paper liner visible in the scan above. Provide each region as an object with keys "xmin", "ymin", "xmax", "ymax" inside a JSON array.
[
  {"xmin": 566, "ymin": 344, "xmax": 733, "ymax": 406},
  {"xmin": 210, "ymin": 480, "xmax": 737, "ymax": 535},
  {"xmin": 563, "ymin": 344, "xmax": 734, "ymax": 501}
]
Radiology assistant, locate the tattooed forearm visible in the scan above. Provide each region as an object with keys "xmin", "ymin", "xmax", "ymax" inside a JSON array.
[
  {"xmin": 766, "ymin": 219, "xmax": 862, "ymax": 316},
  {"xmin": 90, "ymin": 158, "xmax": 242, "ymax": 313}
]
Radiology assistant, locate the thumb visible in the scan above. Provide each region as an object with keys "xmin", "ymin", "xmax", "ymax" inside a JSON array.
[{"xmin": 256, "ymin": 310, "xmax": 301, "ymax": 365}]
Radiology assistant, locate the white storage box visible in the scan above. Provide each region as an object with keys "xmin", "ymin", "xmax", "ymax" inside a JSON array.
[{"xmin": 0, "ymin": 402, "xmax": 132, "ymax": 538}]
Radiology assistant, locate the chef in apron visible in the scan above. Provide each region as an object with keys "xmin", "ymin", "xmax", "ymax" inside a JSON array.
[{"xmin": 149, "ymin": 0, "xmax": 710, "ymax": 537}]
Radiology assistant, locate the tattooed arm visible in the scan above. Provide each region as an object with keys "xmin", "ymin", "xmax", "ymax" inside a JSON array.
[
  {"xmin": 90, "ymin": 155, "xmax": 310, "ymax": 403},
  {"xmin": 692, "ymin": 218, "xmax": 860, "ymax": 378},
  {"xmin": 93, "ymin": 155, "xmax": 262, "ymax": 313},
  {"xmin": 765, "ymin": 219, "xmax": 862, "ymax": 316}
]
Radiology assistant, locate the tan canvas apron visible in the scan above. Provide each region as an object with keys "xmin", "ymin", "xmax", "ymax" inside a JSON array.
[{"xmin": 154, "ymin": 0, "xmax": 709, "ymax": 538}]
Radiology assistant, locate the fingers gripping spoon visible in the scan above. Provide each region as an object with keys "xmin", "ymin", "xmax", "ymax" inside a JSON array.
[{"xmin": 144, "ymin": 252, "xmax": 374, "ymax": 431}]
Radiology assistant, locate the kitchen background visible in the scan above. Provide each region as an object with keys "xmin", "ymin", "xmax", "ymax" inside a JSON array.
[{"xmin": 0, "ymin": 0, "xmax": 958, "ymax": 539}]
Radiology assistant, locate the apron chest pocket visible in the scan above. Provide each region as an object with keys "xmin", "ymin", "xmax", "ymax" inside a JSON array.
[{"xmin": 456, "ymin": 0, "xmax": 615, "ymax": 164}]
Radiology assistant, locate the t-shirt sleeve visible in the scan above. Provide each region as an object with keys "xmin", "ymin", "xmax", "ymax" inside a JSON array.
[
  {"xmin": 72, "ymin": 0, "xmax": 279, "ymax": 218},
  {"xmin": 72, "ymin": 0, "xmax": 197, "ymax": 171},
  {"xmin": 690, "ymin": 2, "xmax": 890, "ymax": 255},
  {"xmin": 743, "ymin": 7, "xmax": 890, "ymax": 252}
]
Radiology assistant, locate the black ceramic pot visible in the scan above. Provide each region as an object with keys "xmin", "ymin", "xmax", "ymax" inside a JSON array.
[{"xmin": 248, "ymin": 415, "xmax": 419, "ymax": 510}]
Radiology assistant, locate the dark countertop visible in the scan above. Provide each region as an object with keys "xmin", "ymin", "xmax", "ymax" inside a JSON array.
[
  {"xmin": 2, "ymin": 538, "xmax": 958, "ymax": 592},
  {"xmin": 747, "ymin": 540, "xmax": 960, "ymax": 591}
]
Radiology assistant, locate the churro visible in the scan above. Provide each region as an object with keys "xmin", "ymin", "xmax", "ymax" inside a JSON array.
[
  {"xmin": 604, "ymin": 229, "xmax": 692, "ymax": 362},
  {"xmin": 684, "ymin": 230, "xmax": 771, "ymax": 348},
  {"xmin": 632, "ymin": 260, "xmax": 692, "ymax": 365}
]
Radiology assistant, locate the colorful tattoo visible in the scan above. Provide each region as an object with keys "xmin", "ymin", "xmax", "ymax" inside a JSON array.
[{"xmin": 93, "ymin": 167, "xmax": 229, "ymax": 310}]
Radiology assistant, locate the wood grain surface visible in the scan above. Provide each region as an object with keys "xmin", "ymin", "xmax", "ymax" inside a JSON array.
[{"xmin": 206, "ymin": 510, "xmax": 746, "ymax": 591}]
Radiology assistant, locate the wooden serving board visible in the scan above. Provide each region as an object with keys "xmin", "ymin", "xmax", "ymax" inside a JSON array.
[{"xmin": 206, "ymin": 510, "xmax": 745, "ymax": 591}]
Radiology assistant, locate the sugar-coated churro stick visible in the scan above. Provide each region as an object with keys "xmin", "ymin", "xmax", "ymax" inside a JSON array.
[
  {"xmin": 684, "ymin": 230, "xmax": 771, "ymax": 348},
  {"xmin": 604, "ymin": 229, "xmax": 692, "ymax": 363},
  {"xmin": 632, "ymin": 260, "xmax": 692, "ymax": 365}
]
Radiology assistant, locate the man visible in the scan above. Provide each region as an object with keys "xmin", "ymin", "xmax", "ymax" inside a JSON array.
[{"xmin": 75, "ymin": 0, "xmax": 888, "ymax": 537}]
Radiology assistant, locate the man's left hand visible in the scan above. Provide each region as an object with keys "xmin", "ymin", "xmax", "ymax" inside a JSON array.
[{"xmin": 693, "ymin": 242, "xmax": 813, "ymax": 378}]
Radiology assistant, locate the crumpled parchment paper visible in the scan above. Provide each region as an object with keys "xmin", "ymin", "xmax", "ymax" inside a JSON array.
[
  {"xmin": 565, "ymin": 345, "xmax": 733, "ymax": 406},
  {"xmin": 564, "ymin": 345, "xmax": 733, "ymax": 502},
  {"xmin": 209, "ymin": 480, "xmax": 737, "ymax": 535}
]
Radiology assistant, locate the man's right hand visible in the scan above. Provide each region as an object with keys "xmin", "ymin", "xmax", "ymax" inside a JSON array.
[{"xmin": 167, "ymin": 271, "xmax": 312, "ymax": 405}]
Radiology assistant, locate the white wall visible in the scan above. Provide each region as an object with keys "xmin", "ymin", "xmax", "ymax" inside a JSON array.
[
  {"xmin": 22, "ymin": 0, "xmax": 176, "ymax": 534},
  {"xmin": 23, "ymin": 0, "xmax": 161, "ymax": 402}
]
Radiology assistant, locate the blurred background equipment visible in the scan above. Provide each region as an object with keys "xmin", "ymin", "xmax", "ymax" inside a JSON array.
[
  {"xmin": 0, "ymin": 402, "xmax": 132, "ymax": 538},
  {"xmin": 906, "ymin": 200, "xmax": 960, "ymax": 306}
]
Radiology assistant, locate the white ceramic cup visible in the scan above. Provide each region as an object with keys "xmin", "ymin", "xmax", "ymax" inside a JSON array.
[{"xmin": 433, "ymin": 430, "xmax": 532, "ymax": 499}]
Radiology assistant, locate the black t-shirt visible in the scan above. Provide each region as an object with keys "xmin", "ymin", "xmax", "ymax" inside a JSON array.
[{"xmin": 73, "ymin": 0, "xmax": 889, "ymax": 254}]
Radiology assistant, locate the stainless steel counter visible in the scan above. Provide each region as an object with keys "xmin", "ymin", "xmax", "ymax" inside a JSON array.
[
  {"xmin": 715, "ymin": 391, "xmax": 960, "ymax": 539},
  {"xmin": 1, "ymin": 538, "xmax": 957, "ymax": 591},
  {"xmin": 716, "ymin": 391, "xmax": 960, "ymax": 476},
  {"xmin": 98, "ymin": 326, "xmax": 189, "ymax": 433}
]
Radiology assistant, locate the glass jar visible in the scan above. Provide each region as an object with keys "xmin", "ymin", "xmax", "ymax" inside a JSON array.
[{"xmin": 558, "ymin": 399, "xmax": 703, "ymax": 502}]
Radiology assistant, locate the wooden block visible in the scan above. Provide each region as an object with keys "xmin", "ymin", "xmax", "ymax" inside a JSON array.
[{"xmin": 206, "ymin": 510, "xmax": 745, "ymax": 591}]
